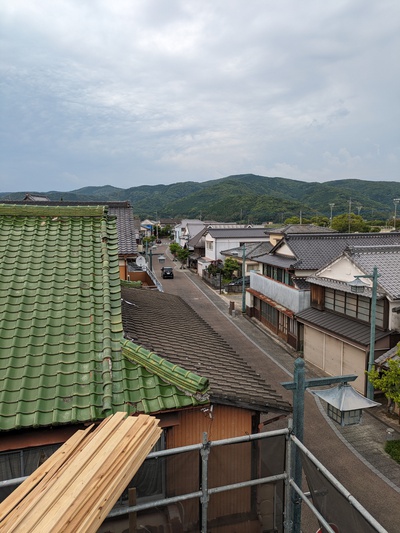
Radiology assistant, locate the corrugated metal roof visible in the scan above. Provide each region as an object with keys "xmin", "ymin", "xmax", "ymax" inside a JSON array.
[
  {"xmin": 0, "ymin": 205, "xmax": 209, "ymax": 432},
  {"xmin": 220, "ymin": 242, "xmax": 263, "ymax": 258},
  {"xmin": 296, "ymin": 307, "xmax": 389, "ymax": 346},
  {"xmin": 207, "ymin": 228, "xmax": 269, "ymax": 238},
  {"xmin": 121, "ymin": 286, "xmax": 292, "ymax": 414}
]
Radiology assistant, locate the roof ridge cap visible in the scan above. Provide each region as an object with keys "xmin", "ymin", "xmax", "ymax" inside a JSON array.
[{"xmin": 121, "ymin": 339, "xmax": 209, "ymax": 396}]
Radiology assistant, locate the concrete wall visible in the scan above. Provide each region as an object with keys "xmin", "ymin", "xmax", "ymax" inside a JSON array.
[{"xmin": 250, "ymin": 272, "xmax": 310, "ymax": 314}]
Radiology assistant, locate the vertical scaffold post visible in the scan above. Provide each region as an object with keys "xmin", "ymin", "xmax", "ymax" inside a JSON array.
[
  {"xmin": 292, "ymin": 358, "xmax": 305, "ymax": 533},
  {"xmin": 200, "ymin": 432, "xmax": 210, "ymax": 533}
]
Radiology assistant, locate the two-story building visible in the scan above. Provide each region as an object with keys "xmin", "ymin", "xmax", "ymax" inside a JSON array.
[
  {"xmin": 246, "ymin": 232, "xmax": 400, "ymax": 351},
  {"xmin": 196, "ymin": 227, "xmax": 271, "ymax": 278},
  {"xmin": 296, "ymin": 245, "xmax": 400, "ymax": 395}
]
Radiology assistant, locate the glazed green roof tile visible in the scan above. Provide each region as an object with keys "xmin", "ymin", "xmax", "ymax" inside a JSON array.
[{"xmin": 0, "ymin": 204, "xmax": 209, "ymax": 431}]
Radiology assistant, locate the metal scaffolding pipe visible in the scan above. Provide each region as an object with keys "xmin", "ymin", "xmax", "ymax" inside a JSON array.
[{"xmin": 291, "ymin": 434, "xmax": 388, "ymax": 533}]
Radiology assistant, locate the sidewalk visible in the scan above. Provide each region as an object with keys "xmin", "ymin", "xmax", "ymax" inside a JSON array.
[{"xmin": 215, "ymin": 287, "xmax": 400, "ymax": 492}]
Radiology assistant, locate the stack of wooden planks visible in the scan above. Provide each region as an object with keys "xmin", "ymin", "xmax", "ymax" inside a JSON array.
[{"xmin": 0, "ymin": 412, "xmax": 162, "ymax": 532}]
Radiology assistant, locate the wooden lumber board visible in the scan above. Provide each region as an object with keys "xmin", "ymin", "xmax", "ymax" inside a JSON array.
[
  {"xmin": 31, "ymin": 415, "xmax": 160, "ymax": 532},
  {"xmin": 71, "ymin": 425, "xmax": 160, "ymax": 533},
  {"xmin": 69, "ymin": 417, "xmax": 162, "ymax": 533},
  {"xmin": 8, "ymin": 412, "xmax": 134, "ymax": 533},
  {"xmin": 40, "ymin": 415, "xmax": 161, "ymax": 533},
  {"xmin": 0, "ymin": 414, "xmax": 161, "ymax": 533},
  {"xmin": 0, "ymin": 424, "xmax": 94, "ymax": 528},
  {"xmin": 42, "ymin": 415, "xmax": 161, "ymax": 533},
  {"xmin": 1, "ymin": 416, "xmax": 125, "ymax": 533}
]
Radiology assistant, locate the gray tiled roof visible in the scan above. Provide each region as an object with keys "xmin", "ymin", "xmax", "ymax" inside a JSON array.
[
  {"xmin": 246, "ymin": 241, "xmax": 274, "ymax": 258},
  {"xmin": 121, "ymin": 287, "xmax": 291, "ymax": 414},
  {"xmin": 1, "ymin": 200, "xmax": 138, "ymax": 256},
  {"xmin": 271, "ymin": 224, "xmax": 337, "ymax": 234},
  {"xmin": 220, "ymin": 242, "xmax": 265, "ymax": 258},
  {"xmin": 108, "ymin": 205, "xmax": 138, "ymax": 255},
  {"xmin": 296, "ymin": 307, "xmax": 389, "ymax": 347},
  {"xmin": 375, "ymin": 345, "xmax": 399, "ymax": 368},
  {"xmin": 345, "ymin": 245, "xmax": 400, "ymax": 299},
  {"xmin": 256, "ymin": 255, "xmax": 296, "ymax": 268},
  {"xmin": 269, "ymin": 232, "xmax": 400, "ymax": 270}
]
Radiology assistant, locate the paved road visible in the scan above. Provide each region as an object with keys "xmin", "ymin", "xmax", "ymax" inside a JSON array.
[{"xmin": 155, "ymin": 244, "xmax": 400, "ymax": 532}]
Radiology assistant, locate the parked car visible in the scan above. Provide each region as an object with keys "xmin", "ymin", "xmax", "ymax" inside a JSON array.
[
  {"xmin": 161, "ymin": 266, "xmax": 174, "ymax": 279},
  {"xmin": 227, "ymin": 276, "xmax": 250, "ymax": 286}
]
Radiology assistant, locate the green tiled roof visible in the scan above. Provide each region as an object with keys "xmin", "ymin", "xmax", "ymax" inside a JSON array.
[
  {"xmin": 117, "ymin": 341, "xmax": 209, "ymax": 414},
  {"xmin": 0, "ymin": 205, "xmax": 208, "ymax": 432}
]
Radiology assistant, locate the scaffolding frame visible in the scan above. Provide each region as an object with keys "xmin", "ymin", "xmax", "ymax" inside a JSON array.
[{"xmin": 0, "ymin": 422, "xmax": 388, "ymax": 533}]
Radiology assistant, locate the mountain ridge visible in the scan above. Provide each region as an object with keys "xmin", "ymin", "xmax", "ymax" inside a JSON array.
[{"xmin": 1, "ymin": 174, "xmax": 399, "ymax": 223}]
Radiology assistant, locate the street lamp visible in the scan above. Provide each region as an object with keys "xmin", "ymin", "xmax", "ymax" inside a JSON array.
[
  {"xmin": 282, "ymin": 358, "xmax": 379, "ymax": 533},
  {"xmin": 329, "ymin": 203, "xmax": 335, "ymax": 227},
  {"xmin": 393, "ymin": 198, "xmax": 400, "ymax": 230},
  {"xmin": 348, "ymin": 266, "xmax": 380, "ymax": 400},
  {"xmin": 242, "ymin": 244, "xmax": 246, "ymax": 313}
]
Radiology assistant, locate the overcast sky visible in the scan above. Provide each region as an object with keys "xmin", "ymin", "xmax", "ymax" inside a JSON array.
[{"xmin": 1, "ymin": 1, "xmax": 399, "ymax": 193}]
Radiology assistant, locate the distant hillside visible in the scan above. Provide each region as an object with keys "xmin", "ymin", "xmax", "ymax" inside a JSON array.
[{"xmin": 1, "ymin": 174, "xmax": 399, "ymax": 224}]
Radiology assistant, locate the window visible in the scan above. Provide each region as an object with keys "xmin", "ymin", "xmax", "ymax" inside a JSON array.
[
  {"xmin": 261, "ymin": 301, "xmax": 278, "ymax": 327},
  {"xmin": 288, "ymin": 317, "xmax": 296, "ymax": 335},
  {"xmin": 279, "ymin": 313, "xmax": 288, "ymax": 335},
  {"xmin": 263, "ymin": 265, "xmax": 294, "ymax": 287},
  {"xmin": 324, "ymin": 288, "xmax": 384, "ymax": 328},
  {"xmin": 0, "ymin": 444, "xmax": 61, "ymax": 501}
]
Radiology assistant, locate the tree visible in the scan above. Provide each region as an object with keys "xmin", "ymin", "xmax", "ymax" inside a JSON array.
[
  {"xmin": 367, "ymin": 345, "xmax": 400, "ymax": 423},
  {"xmin": 310, "ymin": 216, "xmax": 330, "ymax": 227},
  {"xmin": 284, "ymin": 216, "xmax": 300, "ymax": 224},
  {"xmin": 176, "ymin": 247, "xmax": 190, "ymax": 269},
  {"xmin": 331, "ymin": 213, "xmax": 370, "ymax": 233},
  {"xmin": 223, "ymin": 257, "xmax": 240, "ymax": 280},
  {"xmin": 207, "ymin": 260, "xmax": 223, "ymax": 276},
  {"xmin": 169, "ymin": 242, "xmax": 180, "ymax": 259}
]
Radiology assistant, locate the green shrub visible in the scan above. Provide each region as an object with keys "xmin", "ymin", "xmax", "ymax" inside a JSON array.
[
  {"xmin": 120, "ymin": 280, "xmax": 142, "ymax": 288},
  {"xmin": 385, "ymin": 440, "xmax": 400, "ymax": 464}
]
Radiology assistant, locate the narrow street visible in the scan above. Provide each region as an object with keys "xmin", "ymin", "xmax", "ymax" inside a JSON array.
[{"xmin": 153, "ymin": 242, "xmax": 400, "ymax": 533}]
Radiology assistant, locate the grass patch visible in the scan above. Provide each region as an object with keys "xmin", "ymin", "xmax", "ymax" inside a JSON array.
[
  {"xmin": 385, "ymin": 440, "xmax": 400, "ymax": 464},
  {"xmin": 120, "ymin": 280, "xmax": 142, "ymax": 288}
]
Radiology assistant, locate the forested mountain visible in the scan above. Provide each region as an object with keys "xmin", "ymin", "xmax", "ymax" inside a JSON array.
[{"xmin": 1, "ymin": 174, "xmax": 399, "ymax": 224}]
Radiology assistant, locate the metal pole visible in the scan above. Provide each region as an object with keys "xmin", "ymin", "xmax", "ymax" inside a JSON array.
[
  {"xmin": 292, "ymin": 435, "xmax": 389, "ymax": 533},
  {"xmin": 281, "ymin": 361, "xmax": 357, "ymax": 533},
  {"xmin": 329, "ymin": 203, "xmax": 334, "ymax": 227},
  {"xmin": 292, "ymin": 358, "xmax": 305, "ymax": 533},
  {"xmin": 394, "ymin": 199, "xmax": 400, "ymax": 230},
  {"xmin": 367, "ymin": 266, "xmax": 378, "ymax": 400},
  {"xmin": 200, "ymin": 432, "xmax": 210, "ymax": 532},
  {"xmin": 284, "ymin": 418, "xmax": 294, "ymax": 533},
  {"xmin": 242, "ymin": 244, "xmax": 246, "ymax": 313}
]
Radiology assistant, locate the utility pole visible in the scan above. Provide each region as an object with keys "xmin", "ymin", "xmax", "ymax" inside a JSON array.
[{"xmin": 329, "ymin": 203, "xmax": 335, "ymax": 227}]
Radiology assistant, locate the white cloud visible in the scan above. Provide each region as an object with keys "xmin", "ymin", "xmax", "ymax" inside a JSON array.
[{"xmin": 0, "ymin": 0, "xmax": 399, "ymax": 192}]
